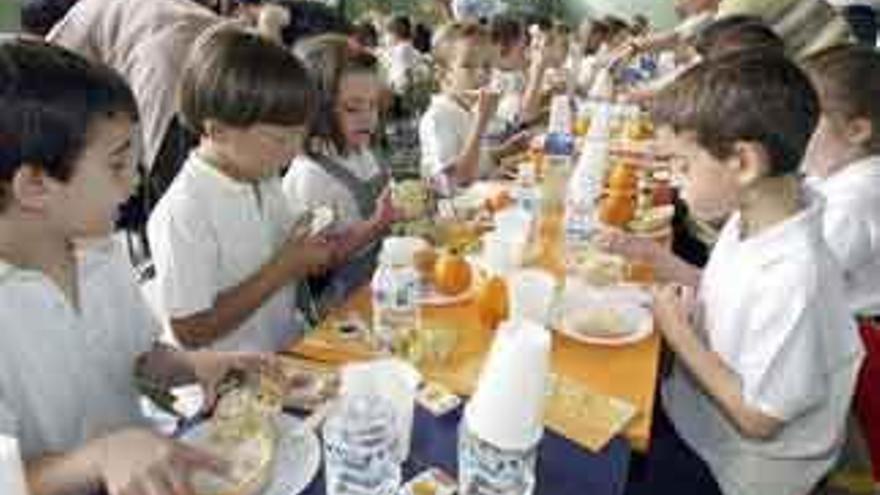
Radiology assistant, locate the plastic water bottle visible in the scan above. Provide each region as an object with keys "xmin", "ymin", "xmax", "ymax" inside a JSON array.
[
  {"xmin": 371, "ymin": 238, "xmax": 421, "ymax": 354},
  {"xmin": 512, "ymin": 161, "xmax": 541, "ymax": 215},
  {"xmin": 323, "ymin": 395, "xmax": 401, "ymax": 495},
  {"xmin": 564, "ymin": 103, "xmax": 612, "ymax": 263},
  {"xmin": 458, "ymin": 422, "xmax": 538, "ymax": 495},
  {"xmin": 542, "ymin": 95, "xmax": 575, "ymax": 213}
]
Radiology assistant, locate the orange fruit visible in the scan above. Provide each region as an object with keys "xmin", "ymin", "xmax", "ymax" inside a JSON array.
[
  {"xmin": 477, "ymin": 276, "xmax": 508, "ymax": 330},
  {"xmin": 414, "ymin": 247, "xmax": 438, "ymax": 283},
  {"xmin": 485, "ymin": 189, "xmax": 513, "ymax": 213},
  {"xmin": 433, "ymin": 251, "xmax": 472, "ymax": 296},
  {"xmin": 598, "ymin": 193, "xmax": 636, "ymax": 227},
  {"xmin": 607, "ymin": 162, "xmax": 638, "ymax": 191}
]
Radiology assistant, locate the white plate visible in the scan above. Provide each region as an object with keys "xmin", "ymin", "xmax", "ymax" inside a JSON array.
[
  {"xmin": 181, "ymin": 415, "xmax": 321, "ymax": 495},
  {"xmin": 555, "ymin": 282, "xmax": 654, "ymax": 346},
  {"xmin": 557, "ymin": 313, "xmax": 654, "ymax": 346}
]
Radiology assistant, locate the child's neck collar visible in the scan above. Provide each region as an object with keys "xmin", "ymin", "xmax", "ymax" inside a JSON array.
[
  {"xmin": 739, "ymin": 175, "xmax": 803, "ymax": 239},
  {"xmin": 442, "ymin": 90, "xmax": 474, "ymax": 112},
  {"xmin": 196, "ymin": 143, "xmax": 257, "ymax": 184},
  {"xmin": 0, "ymin": 216, "xmax": 78, "ymax": 305}
]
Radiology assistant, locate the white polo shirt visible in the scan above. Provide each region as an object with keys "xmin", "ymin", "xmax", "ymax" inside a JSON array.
[
  {"xmin": 663, "ymin": 191, "xmax": 864, "ymax": 495},
  {"xmin": 815, "ymin": 156, "xmax": 880, "ymax": 316},
  {"xmin": 147, "ymin": 153, "xmax": 305, "ymax": 352},
  {"xmin": 0, "ymin": 240, "xmax": 156, "ymax": 459},
  {"xmin": 283, "ymin": 150, "xmax": 383, "ymax": 228},
  {"xmin": 419, "ymin": 94, "xmax": 492, "ymax": 181}
]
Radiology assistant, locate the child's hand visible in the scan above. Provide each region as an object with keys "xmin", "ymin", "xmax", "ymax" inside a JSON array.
[
  {"xmin": 372, "ymin": 186, "xmax": 405, "ymax": 225},
  {"xmin": 652, "ymin": 284, "xmax": 698, "ymax": 353},
  {"xmin": 593, "ymin": 228, "xmax": 661, "ymax": 263},
  {"xmin": 89, "ymin": 428, "xmax": 227, "ymax": 495},
  {"xmin": 278, "ymin": 230, "xmax": 334, "ymax": 279},
  {"xmin": 187, "ymin": 351, "xmax": 274, "ymax": 410}
]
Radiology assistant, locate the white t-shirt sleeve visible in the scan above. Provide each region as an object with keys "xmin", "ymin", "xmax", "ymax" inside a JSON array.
[
  {"xmin": 420, "ymin": 106, "xmax": 464, "ymax": 178},
  {"xmin": 149, "ymin": 211, "xmax": 220, "ymax": 320},
  {"xmin": 283, "ymin": 158, "xmax": 336, "ymax": 214},
  {"xmin": 737, "ymin": 276, "xmax": 827, "ymax": 422},
  {"xmin": 823, "ymin": 205, "xmax": 874, "ymax": 276}
]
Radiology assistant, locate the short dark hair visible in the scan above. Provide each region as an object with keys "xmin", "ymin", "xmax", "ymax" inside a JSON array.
[
  {"xmin": 490, "ymin": 15, "xmax": 525, "ymax": 52},
  {"xmin": 693, "ymin": 15, "xmax": 785, "ymax": 58},
  {"xmin": 0, "ymin": 37, "xmax": 137, "ymax": 211},
  {"xmin": 804, "ymin": 45, "xmax": 880, "ymax": 152},
  {"xmin": 179, "ymin": 26, "xmax": 314, "ymax": 135},
  {"xmin": 21, "ymin": 0, "xmax": 78, "ymax": 36},
  {"xmin": 649, "ymin": 49, "xmax": 819, "ymax": 177},
  {"xmin": 387, "ymin": 15, "xmax": 412, "ymax": 40},
  {"xmin": 293, "ymin": 34, "xmax": 379, "ymax": 155}
]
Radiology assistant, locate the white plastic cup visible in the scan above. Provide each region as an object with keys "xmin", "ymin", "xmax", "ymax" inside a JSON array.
[
  {"xmin": 507, "ymin": 269, "xmax": 559, "ymax": 326},
  {"xmin": 481, "ymin": 231, "xmax": 525, "ymax": 276},
  {"xmin": 465, "ymin": 319, "xmax": 550, "ymax": 450},
  {"xmin": 340, "ymin": 359, "xmax": 421, "ymax": 460},
  {"xmin": 0, "ymin": 436, "xmax": 28, "ymax": 495}
]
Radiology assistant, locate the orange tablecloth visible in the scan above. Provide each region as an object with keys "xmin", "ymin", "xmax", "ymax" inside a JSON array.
[{"xmin": 289, "ymin": 209, "xmax": 662, "ymax": 452}]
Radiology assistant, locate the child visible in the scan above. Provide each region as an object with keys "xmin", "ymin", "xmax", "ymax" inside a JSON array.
[
  {"xmin": 0, "ymin": 37, "xmax": 266, "ymax": 495},
  {"xmin": 419, "ymin": 21, "xmax": 500, "ymax": 187},
  {"xmin": 148, "ymin": 26, "xmax": 334, "ymax": 351},
  {"xmin": 627, "ymin": 50, "xmax": 864, "ymax": 495},
  {"xmin": 380, "ymin": 15, "xmax": 426, "ymax": 94},
  {"xmin": 803, "ymin": 45, "xmax": 880, "ymax": 483},
  {"xmin": 488, "ymin": 15, "xmax": 547, "ymax": 139},
  {"xmin": 283, "ymin": 34, "xmax": 400, "ymax": 300}
]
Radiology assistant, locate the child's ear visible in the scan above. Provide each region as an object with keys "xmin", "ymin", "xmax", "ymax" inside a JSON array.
[
  {"xmin": 845, "ymin": 117, "xmax": 873, "ymax": 148},
  {"xmin": 10, "ymin": 164, "xmax": 52, "ymax": 212},
  {"xmin": 731, "ymin": 141, "xmax": 768, "ymax": 188}
]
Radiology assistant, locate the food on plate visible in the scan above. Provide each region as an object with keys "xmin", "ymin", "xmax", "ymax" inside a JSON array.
[
  {"xmin": 190, "ymin": 390, "xmax": 278, "ymax": 495},
  {"xmin": 392, "ymin": 218, "xmax": 434, "ymax": 239},
  {"xmin": 432, "ymin": 251, "xmax": 472, "ymax": 296},
  {"xmin": 391, "ymin": 179, "xmax": 430, "ymax": 219},
  {"xmin": 570, "ymin": 249, "xmax": 626, "ymax": 286},
  {"xmin": 567, "ymin": 307, "xmax": 629, "ymax": 338}
]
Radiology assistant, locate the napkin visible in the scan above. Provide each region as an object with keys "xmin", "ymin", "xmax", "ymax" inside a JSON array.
[{"xmin": 0, "ymin": 435, "xmax": 28, "ymax": 495}]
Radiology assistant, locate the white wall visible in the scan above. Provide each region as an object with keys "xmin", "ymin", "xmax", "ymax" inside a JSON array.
[{"xmin": 565, "ymin": 0, "xmax": 679, "ymax": 30}]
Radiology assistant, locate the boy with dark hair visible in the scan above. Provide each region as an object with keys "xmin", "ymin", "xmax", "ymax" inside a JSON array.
[
  {"xmin": 692, "ymin": 15, "xmax": 785, "ymax": 58},
  {"xmin": 0, "ymin": 37, "xmax": 266, "ymax": 495},
  {"xmin": 629, "ymin": 49, "xmax": 864, "ymax": 495}
]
